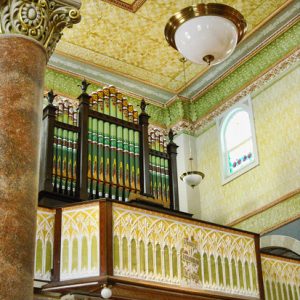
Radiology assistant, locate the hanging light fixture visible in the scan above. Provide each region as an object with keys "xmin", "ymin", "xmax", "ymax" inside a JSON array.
[
  {"xmin": 165, "ymin": 3, "xmax": 247, "ymax": 65},
  {"xmin": 180, "ymin": 134, "xmax": 204, "ymax": 188},
  {"xmin": 180, "ymin": 158, "xmax": 205, "ymax": 188},
  {"xmin": 178, "ymin": 58, "xmax": 204, "ymax": 188}
]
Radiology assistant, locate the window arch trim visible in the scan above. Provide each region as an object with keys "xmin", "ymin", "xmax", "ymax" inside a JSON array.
[{"xmin": 217, "ymin": 95, "xmax": 259, "ymax": 184}]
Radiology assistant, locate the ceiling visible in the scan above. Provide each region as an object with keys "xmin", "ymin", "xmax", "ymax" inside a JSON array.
[{"xmin": 49, "ymin": 0, "xmax": 296, "ymax": 104}]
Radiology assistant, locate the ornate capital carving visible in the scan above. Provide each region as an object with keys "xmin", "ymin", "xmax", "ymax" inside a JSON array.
[{"xmin": 0, "ymin": 0, "xmax": 81, "ymax": 60}]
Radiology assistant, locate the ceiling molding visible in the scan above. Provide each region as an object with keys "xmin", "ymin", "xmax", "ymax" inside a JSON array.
[
  {"xmin": 171, "ymin": 49, "xmax": 299, "ymax": 135},
  {"xmin": 46, "ymin": 19, "xmax": 299, "ymax": 133},
  {"xmin": 196, "ymin": 49, "xmax": 299, "ymax": 130},
  {"xmin": 102, "ymin": 0, "xmax": 147, "ymax": 13},
  {"xmin": 50, "ymin": 1, "xmax": 299, "ymax": 105},
  {"xmin": 48, "ymin": 53, "xmax": 173, "ymax": 104},
  {"xmin": 46, "ymin": 49, "xmax": 299, "ymax": 133},
  {"xmin": 183, "ymin": 1, "xmax": 300, "ymax": 101}
]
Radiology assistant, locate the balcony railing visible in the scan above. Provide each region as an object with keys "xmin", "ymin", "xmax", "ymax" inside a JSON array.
[
  {"xmin": 261, "ymin": 254, "xmax": 300, "ymax": 300},
  {"xmin": 35, "ymin": 200, "xmax": 267, "ymax": 299}
]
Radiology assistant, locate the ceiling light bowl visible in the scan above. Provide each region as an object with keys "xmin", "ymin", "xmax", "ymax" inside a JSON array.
[
  {"xmin": 165, "ymin": 3, "xmax": 247, "ymax": 65},
  {"xmin": 180, "ymin": 171, "xmax": 205, "ymax": 188}
]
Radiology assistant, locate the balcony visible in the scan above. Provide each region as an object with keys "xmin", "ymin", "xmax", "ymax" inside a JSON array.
[{"xmin": 33, "ymin": 199, "xmax": 276, "ymax": 300}]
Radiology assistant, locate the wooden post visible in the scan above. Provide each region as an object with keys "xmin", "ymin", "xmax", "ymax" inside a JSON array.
[
  {"xmin": 52, "ymin": 208, "xmax": 62, "ymax": 282},
  {"xmin": 39, "ymin": 90, "xmax": 57, "ymax": 193},
  {"xmin": 255, "ymin": 235, "xmax": 266, "ymax": 300},
  {"xmin": 167, "ymin": 129, "xmax": 179, "ymax": 211},
  {"xmin": 138, "ymin": 99, "xmax": 151, "ymax": 196},
  {"xmin": 99, "ymin": 200, "xmax": 113, "ymax": 276},
  {"xmin": 76, "ymin": 80, "xmax": 91, "ymax": 200}
]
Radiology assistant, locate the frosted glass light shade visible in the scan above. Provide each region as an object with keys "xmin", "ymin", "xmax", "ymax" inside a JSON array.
[
  {"xmin": 165, "ymin": 3, "xmax": 247, "ymax": 65},
  {"xmin": 101, "ymin": 286, "xmax": 112, "ymax": 299},
  {"xmin": 180, "ymin": 171, "xmax": 204, "ymax": 188},
  {"xmin": 175, "ymin": 16, "xmax": 238, "ymax": 65}
]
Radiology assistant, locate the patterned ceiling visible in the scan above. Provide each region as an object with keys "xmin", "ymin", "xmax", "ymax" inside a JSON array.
[{"xmin": 54, "ymin": 0, "xmax": 290, "ymax": 100}]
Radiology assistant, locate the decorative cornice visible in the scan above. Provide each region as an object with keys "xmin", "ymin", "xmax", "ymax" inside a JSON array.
[
  {"xmin": 0, "ymin": 0, "xmax": 81, "ymax": 60},
  {"xmin": 102, "ymin": 0, "xmax": 147, "ymax": 13},
  {"xmin": 170, "ymin": 49, "xmax": 299, "ymax": 134},
  {"xmin": 171, "ymin": 120, "xmax": 194, "ymax": 135},
  {"xmin": 49, "ymin": 52, "xmax": 173, "ymax": 104},
  {"xmin": 45, "ymin": 21, "xmax": 299, "ymax": 133},
  {"xmin": 183, "ymin": 1, "xmax": 299, "ymax": 100},
  {"xmin": 192, "ymin": 49, "xmax": 300, "ymax": 134},
  {"xmin": 46, "ymin": 48, "xmax": 299, "ymax": 134}
]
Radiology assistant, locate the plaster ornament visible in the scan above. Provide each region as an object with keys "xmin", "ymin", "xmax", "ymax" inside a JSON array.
[{"xmin": 0, "ymin": 0, "xmax": 81, "ymax": 60}]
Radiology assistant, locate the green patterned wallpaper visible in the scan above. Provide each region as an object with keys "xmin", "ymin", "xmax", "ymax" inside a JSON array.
[
  {"xmin": 195, "ymin": 65, "xmax": 300, "ymax": 225},
  {"xmin": 190, "ymin": 22, "xmax": 300, "ymax": 124},
  {"xmin": 233, "ymin": 192, "xmax": 300, "ymax": 234},
  {"xmin": 45, "ymin": 22, "xmax": 300, "ymax": 129}
]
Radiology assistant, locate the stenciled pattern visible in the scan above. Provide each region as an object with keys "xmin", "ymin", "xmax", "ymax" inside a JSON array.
[
  {"xmin": 56, "ymin": 0, "xmax": 287, "ymax": 91},
  {"xmin": 45, "ymin": 24, "xmax": 299, "ymax": 132},
  {"xmin": 112, "ymin": 204, "xmax": 260, "ymax": 298},
  {"xmin": 197, "ymin": 65, "xmax": 300, "ymax": 226},
  {"xmin": 35, "ymin": 208, "xmax": 55, "ymax": 281},
  {"xmin": 262, "ymin": 255, "xmax": 300, "ymax": 300},
  {"xmin": 60, "ymin": 204, "xmax": 100, "ymax": 280}
]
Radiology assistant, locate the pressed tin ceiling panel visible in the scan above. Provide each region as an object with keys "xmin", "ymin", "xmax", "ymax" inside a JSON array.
[{"xmin": 55, "ymin": 0, "xmax": 289, "ymax": 98}]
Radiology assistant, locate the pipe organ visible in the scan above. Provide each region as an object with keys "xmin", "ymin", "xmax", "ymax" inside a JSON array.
[
  {"xmin": 149, "ymin": 128, "xmax": 170, "ymax": 208},
  {"xmin": 39, "ymin": 81, "xmax": 179, "ymax": 209},
  {"xmin": 35, "ymin": 81, "xmax": 300, "ymax": 300}
]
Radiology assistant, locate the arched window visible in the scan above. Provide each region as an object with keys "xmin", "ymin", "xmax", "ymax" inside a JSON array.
[{"xmin": 217, "ymin": 96, "xmax": 258, "ymax": 183}]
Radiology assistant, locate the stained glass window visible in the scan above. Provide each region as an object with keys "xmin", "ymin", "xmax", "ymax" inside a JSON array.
[
  {"xmin": 217, "ymin": 96, "xmax": 258, "ymax": 184},
  {"xmin": 224, "ymin": 109, "xmax": 254, "ymax": 174}
]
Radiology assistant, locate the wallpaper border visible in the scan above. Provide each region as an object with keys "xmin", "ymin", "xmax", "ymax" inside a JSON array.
[{"xmin": 228, "ymin": 189, "xmax": 300, "ymax": 234}]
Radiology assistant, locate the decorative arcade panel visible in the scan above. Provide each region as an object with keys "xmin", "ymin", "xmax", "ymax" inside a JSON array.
[
  {"xmin": 35, "ymin": 207, "xmax": 55, "ymax": 281},
  {"xmin": 35, "ymin": 200, "xmax": 267, "ymax": 300},
  {"xmin": 113, "ymin": 203, "xmax": 261, "ymax": 299},
  {"xmin": 60, "ymin": 203, "xmax": 100, "ymax": 280},
  {"xmin": 261, "ymin": 254, "xmax": 300, "ymax": 300},
  {"xmin": 39, "ymin": 81, "xmax": 179, "ymax": 209}
]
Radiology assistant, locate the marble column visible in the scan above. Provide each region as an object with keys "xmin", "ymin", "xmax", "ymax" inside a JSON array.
[{"xmin": 0, "ymin": 1, "xmax": 81, "ymax": 299}]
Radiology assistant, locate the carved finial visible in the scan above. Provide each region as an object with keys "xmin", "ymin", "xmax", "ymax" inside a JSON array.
[
  {"xmin": 47, "ymin": 89, "xmax": 57, "ymax": 104},
  {"xmin": 78, "ymin": 79, "xmax": 90, "ymax": 93},
  {"xmin": 168, "ymin": 129, "xmax": 176, "ymax": 142},
  {"xmin": 139, "ymin": 98, "xmax": 148, "ymax": 113}
]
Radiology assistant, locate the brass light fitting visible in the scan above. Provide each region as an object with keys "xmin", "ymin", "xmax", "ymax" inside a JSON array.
[{"xmin": 165, "ymin": 3, "xmax": 247, "ymax": 65}]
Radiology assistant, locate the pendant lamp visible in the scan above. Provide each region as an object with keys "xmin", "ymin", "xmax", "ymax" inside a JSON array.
[
  {"xmin": 178, "ymin": 59, "xmax": 205, "ymax": 188},
  {"xmin": 165, "ymin": 3, "xmax": 247, "ymax": 65},
  {"xmin": 180, "ymin": 157, "xmax": 205, "ymax": 188}
]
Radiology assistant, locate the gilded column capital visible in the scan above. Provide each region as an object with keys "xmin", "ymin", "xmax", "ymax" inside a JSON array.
[{"xmin": 0, "ymin": 0, "xmax": 81, "ymax": 60}]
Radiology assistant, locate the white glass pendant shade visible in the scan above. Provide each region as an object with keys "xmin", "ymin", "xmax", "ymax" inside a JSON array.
[
  {"xmin": 101, "ymin": 286, "xmax": 112, "ymax": 299},
  {"xmin": 180, "ymin": 171, "xmax": 204, "ymax": 188},
  {"xmin": 180, "ymin": 157, "xmax": 204, "ymax": 188},
  {"xmin": 174, "ymin": 16, "xmax": 238, "ymax": 65},
  {"xmin": 165, "ymin": 3, "xmax": 247, "ymax": 65}
]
